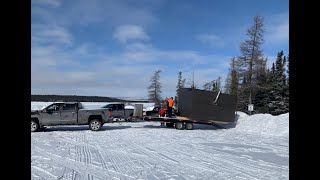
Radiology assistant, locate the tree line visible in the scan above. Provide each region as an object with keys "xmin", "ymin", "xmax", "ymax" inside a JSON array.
[
  {"xmin": 31, "ymin": 95, "xmax": 149, "ymax": 102},
  {"xmin": 147, "ymin": 15, "xmax": 289, "ymax": 115}
]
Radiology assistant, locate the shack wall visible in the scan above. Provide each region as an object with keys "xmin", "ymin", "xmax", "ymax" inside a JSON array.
[{"xmin": 178, "ymin": 88, "xmax": 236, "ymax": 123}]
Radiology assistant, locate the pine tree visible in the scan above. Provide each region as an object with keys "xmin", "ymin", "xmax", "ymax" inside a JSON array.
[
  {"xmin": 253, "ymin": 58, "xmax": 270, "ymax": 113},
  {"xmin": 175, "ymin": 72, "xmax": 183, "ymax": 108},
  {"xmin": 147, "ymin": 70, "xmax": 162, "ymax": 105},
  {"xmin": 268, "ymin": 51, "xmax": 288, "ymax": 115}
]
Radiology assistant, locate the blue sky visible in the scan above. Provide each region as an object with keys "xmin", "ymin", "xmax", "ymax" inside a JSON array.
[{"xmin": 31, "ymin": 0, "xmax": 288, "ymax": 99}]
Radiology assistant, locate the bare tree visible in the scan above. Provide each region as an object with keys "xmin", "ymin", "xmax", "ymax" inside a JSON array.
[
  {"xmin": 236, "ymin": 15, "xmax": 265, "ymax": 113},
  {"xmin": 147, "ymin": 70, "xmax": 162, "ymax": 105},
  {"xmin": 224, "ymin": 57, "xmax": 238, "ymax": 96},
  {"xmin": 203, "ymin": 82, "xmax": 212, "ymax": 91},
  {"xmin": 181, "ymin": 78, "xmax": 186, "ymax": 88}
]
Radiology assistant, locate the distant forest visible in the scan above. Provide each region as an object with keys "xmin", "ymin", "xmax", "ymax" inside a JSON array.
[{"xmin": 31, "ymin": 95, "xmax": 149, "ymax": 102}]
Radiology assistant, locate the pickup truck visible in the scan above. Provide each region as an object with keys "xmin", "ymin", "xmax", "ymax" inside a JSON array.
[
  {"xmin": 31, "ymin": 102, "xmax": 110, "ymax": 132},
  {"xmin": 101, "ymin": 103, "xmax": 143, "ymax": 122}
]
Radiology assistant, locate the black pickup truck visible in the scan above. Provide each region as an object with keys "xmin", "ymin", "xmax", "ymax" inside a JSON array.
[
  {"xmin": 101, "ymin": 103, "xmax": 143, "ymax": 122},
  {"xmin": 31, "ymin": 102, "xmax": 110, "ymax": 132}
]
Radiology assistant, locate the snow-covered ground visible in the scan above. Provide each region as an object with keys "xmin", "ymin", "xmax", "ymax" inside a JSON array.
[{"xmin": 31, "ymin": 102, "xmax": 289, "ymax": 180}]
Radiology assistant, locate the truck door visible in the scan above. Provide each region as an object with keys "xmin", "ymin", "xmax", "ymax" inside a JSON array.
[
  {"xmin": 60, "ymin": 103, "xmax": 78, "ymax": 124},
  {"xmin": 41, "ymin": 103, "xmax": 61, "ymax": 125}
]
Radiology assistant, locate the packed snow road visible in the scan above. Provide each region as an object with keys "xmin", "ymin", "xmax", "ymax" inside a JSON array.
[{"xmin": 31, "ymin": 113, "xmax": 289, "ymax": 180}]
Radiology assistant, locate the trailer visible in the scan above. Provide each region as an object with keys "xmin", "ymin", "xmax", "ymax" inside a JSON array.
[{"xmin": 144, "ymin": 88, "xmax": 237, "ymax": 130}]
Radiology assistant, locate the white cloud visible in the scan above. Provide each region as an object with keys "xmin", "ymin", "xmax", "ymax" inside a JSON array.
[
  {"xmin": 32, "ymin": 24, "xmax": 73, "ymax": 45},
  {"xmin": 265, "ymin": 12, "xmax": 289, "ymax": 44},
  {"xmin": 196, "ymin": 34, "xmax": 226, "ymax": 48},
  {"xmin": 267, "ymin": 22, "xmax": 288, "ymax": 43},
  {"xmin": 32, "ymin": 0, "xmax": 61, "ymax": 7},
  {"xmin": 113, "ymin": 25, "xmax": 150, "ymax": 44},
  {"xmin": 31, "ymin": 40, "xmax": 231, "ymax": 98},
  {"xmin": 32, "ymin": 0, "xmax": 158, "ymax": 27}
]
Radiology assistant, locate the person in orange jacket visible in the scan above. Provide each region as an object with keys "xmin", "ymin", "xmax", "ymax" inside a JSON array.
[{"xmin": 165, "ymin": 97, "xmax": 174, "ymax": 117}]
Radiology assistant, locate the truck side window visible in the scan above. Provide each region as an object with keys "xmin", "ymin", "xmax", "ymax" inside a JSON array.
[
  {"xmin": 47, "ymin": 104, "xmax": 60, "ymax": 111},
  {"xmin": 117, "ymin": 104, "xmax": 124, "ymax": 110},
  {"xmin": 62, "ymin": 104, "xmax": 76, "ymax": 111}
]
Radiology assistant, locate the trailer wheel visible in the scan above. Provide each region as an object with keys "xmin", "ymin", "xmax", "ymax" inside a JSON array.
[
  {"xmin": 185, "ymin": 122, "xmax": 193, "ymax": 130},
  {"xmin": 175, "ymin": 122, "xmax": 185, "ymax": 130}
]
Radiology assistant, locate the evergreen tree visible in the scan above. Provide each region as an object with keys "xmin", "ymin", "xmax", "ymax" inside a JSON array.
[
  {"xmin": 175, "ymin": 72, "xmax": 183, "ymax": 108},
  {"xmin": 253, "ymin": 58, "xmax": 270, "ymax": 113},
  {"xmin": 268, "ymin": 51, "xmax": 288, "ymax": 115},
  {"xmin": 147, "ymin": 70, "xmax": 162, "ymax": 105}
]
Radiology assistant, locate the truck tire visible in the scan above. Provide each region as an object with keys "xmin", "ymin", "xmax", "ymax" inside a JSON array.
[
  {"xmin": 31, "ymin": 120, "xmax": 39, "ymax": 132},
  {"xmin": 89, "ymin": 119, "xmax": 102, "ymax": 131},
  {"xmin": 185, "ymin": 122, "xmax": 193, "ymax": 130},
  {"xmin": 175, "ymin": 122, "xmax": 185, "ymax": 130}
]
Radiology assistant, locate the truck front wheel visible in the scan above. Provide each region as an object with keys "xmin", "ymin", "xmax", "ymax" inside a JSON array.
[
  {"xmin": 31, "ymin": 120, "xmax": 39, "ymax": 132},
  {"xmin": 89, "ymin": 119, "xmax": 102, "ymax": 131}
]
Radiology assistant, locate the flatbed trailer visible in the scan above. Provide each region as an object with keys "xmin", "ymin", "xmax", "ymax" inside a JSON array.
[
  {"xmin": 144, "ymin": 88, "xmax": 237, "ymax": 130},
  {"xmin": 144, "ymin": 116, "xmax": 230, "ymax": 130}
]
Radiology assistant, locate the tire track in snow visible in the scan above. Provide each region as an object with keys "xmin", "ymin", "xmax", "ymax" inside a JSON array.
[
  {"xmin": 127, "ymin": 138, "xmax": 281, "ymax": 180},
  {"xmin": 95, "ymin": 134, "xmax": 143, "ymax": 177},
  {"xmin": 174, "ymin": 142, "xmax": 286, "ymax": 179},
  {"xmin": 90, "ymin": 133, "xmax": 187, "ymax": 179},
  {"xmin": 118, "ymin": 139, "xmax": 194, "ymax": 179},
  {"xmin": 31, "ymin": 166, "xmax": 57, "ymax": 179},
  {"xmin": 34, "ymin": 146, "xmax": 135, "ymax": 180},
  {"xmin": 75, "ymin": 133, "xmax": 134, "ymax": 179},
  {"xmin": 46, "ymin": 133, "xmax": 145, "ymax": 178}
]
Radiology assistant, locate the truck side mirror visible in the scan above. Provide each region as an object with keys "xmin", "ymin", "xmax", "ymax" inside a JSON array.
[{"xmin": 42, "ymin": 109, "xmax": 47, "ymax": 113}]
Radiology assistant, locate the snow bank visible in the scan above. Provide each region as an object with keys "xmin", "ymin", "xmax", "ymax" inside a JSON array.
[{"xmin": 234, "ymin": 112, "xmax": 289, "ymax": 137}]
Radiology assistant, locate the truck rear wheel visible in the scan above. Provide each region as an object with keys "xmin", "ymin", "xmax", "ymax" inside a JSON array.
[
  {"xmin": 185, "ymin": 122, "xmax": 193, "ymax": 130},
  {"xmin": 89, "ymin": 119, "xmax": 102, "ymax": 131},
  {"xmin": 175, "ymin": 122, "xmax": 185, "ymax": 130},
  {"xmin": 31, "ymin": 120, "xmax": 39, "ymax": 132}
]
